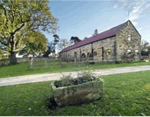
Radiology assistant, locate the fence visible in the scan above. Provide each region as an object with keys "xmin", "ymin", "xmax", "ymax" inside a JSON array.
[
  {"xmin": 29, "ymin": 57, "xmax": 59, "ymax": 68},
  {"xmin": 29, "ymin": 55, "xmax": 150, "ymax": 69},
  {"xmin": 0, "ymin": 55, "xmax": 149, "ymax": 67},
  {"xmin": 29, "ymin": 56, "xmax": 118, "ymax": 69},
  {"xmin": 0, "ymin": 57, "xmax": 58, "ymax": 66},
  {"xmin": 60, "ymin": 56, "xmax": 116, "ymax": 63}
]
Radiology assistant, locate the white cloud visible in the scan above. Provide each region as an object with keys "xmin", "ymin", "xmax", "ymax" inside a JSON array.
[{"xmin": 113, "ymin": 0, "xmax": 150, "ymax": 26}]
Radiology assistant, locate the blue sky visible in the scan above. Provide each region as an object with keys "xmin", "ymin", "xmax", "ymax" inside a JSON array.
[{"xmin": 44, "ymin": 0, "xmax": 150, "ymax": 51}]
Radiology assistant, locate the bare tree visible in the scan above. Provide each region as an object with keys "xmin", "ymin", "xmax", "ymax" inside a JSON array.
[
  {"xmin": 57, "ymin": 39, "xmax": 71, "ymax": 51},
  {"xmin": 141, "ymin": 40, "xmax": 149, "ymax": 51}
]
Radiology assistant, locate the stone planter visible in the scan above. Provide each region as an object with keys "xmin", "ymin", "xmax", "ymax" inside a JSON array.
[{"xmin": 51, "ymin": 78, "xmax": 104, "ymax": 107}]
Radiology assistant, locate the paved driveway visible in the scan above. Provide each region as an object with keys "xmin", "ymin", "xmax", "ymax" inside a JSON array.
[{"xmin": 0, "ymin": 65, "xmax": 150, "ymax": 87}]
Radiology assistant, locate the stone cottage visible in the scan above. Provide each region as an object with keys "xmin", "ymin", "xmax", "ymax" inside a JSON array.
[{"xmin": 59, "ymin": 20, "xmax": 141, "ymax": 62}]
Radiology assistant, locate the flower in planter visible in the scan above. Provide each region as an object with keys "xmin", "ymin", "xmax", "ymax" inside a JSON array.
[
  {"xmin": 60, "ymin": 73, "xmax": 73, "ymax": 86},
  {"xmin": 56, "ymin": 70, "xmax": 99, "ymax": 87}
]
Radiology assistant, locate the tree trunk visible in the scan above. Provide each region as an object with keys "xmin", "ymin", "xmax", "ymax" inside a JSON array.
[
  {"xmin": 9, "ymin": 52, "xmax": 17, "ymax": 64},
  {"xmin": 29, "ymin": 57, "xmax": 34, "ymax": 69},
  {"xmin": 9, "ymin": 34, "xmax": 17, "ymax": 65},
  {"xmin": 32, "ymin": 52, "xmax": 35, "ymax": 58}
]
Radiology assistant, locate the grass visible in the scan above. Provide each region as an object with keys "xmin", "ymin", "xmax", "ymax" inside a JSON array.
[
  {"xmin": 0, "ymin": 71, "xmax": 150, "ymax": 116},
  {"xmin": 0, "ymin": 61, "xmax": 150, "ymax": 78}
]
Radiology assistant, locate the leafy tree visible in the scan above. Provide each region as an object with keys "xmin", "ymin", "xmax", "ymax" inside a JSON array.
[
  {"xmin": 53, "ymin": 34, "xmax": 60, "ymax": 46},
  {"xmin": 43, "ymin": 42, "xmax": 55, "ymax": 57},
  {"xmin": 93, "ymin": 29, "xmax": 98, "ymax": 36},
  {"xmin": 70, "ymin": 36, "xmax": 81, "ymax": 44},
  {"xmin": 57, "ymin": 39, "xmax": 71, "ymax": 51},
  {"xmin": 19, "ymin": 31, "xmax": 47, "ymax": 57},
  {"xmin": 141, "ymin": 40, "xmax": 149, "ymax": 51},
  {"xmin": 43, "ymin": 34, "xmax": 59, "ymax": 57},
  {"xmin": 0, "ymin": 0, "xmax": 58, "ymax": 64},
  {"xmin": 53, "ymin": 34, "xmax": 59, "ymax": 54},
  {"xmin": 140, "ymin": 40, "xmax": 150, "ymax": 56},
  {"xmin": 83, "ymin": 37, "xmax": 88, "ymax": 40},
  {"xmin": 0, "ymin": 43, "xmax": 8, "ymax": 59}
]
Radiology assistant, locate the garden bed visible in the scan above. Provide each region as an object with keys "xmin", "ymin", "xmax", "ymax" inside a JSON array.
[
  {"xmin": 51, "ymin": 72, "xmax": 104, "ymax": 107},
  {"xmin": 54, "ymin": 75, "xmax": 97, "ymax": 87}
]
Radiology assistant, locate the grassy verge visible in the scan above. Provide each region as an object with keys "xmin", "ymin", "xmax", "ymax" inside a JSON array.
[
  {"xmin": 0, "ymin": 61, "xmax": 150, "ymax": 78},
  {"xmin": 0, "ymin": 71, "xmax": 150, "ymax": 116}
]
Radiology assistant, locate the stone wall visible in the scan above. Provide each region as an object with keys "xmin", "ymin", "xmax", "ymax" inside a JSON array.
[
  {"xmin": 60, "ymin": 37, "xmax": 116, "ymax": 62},
  {"xmin": 61, "ymin": 43, "xmax": 92, "ymax": 61},
  {"xmin": 80, "ymin": 44, "xmax": 92, "ymax": 57},
  {"xmin": 116, "ymin": 21, "xmax": 141, "ymax": 62},
  {"xmin": 92, "ymin": 36, "xmax": 116, "ymax": 62}
]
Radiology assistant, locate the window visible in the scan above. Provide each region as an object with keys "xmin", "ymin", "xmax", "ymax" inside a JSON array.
[
  {"xmin": 135, "ymin": 50, "xmax": 139, "ymax": 53},
  {"xmin": 93, "ymin": 51, "xmax": 97, "ymax": 56},
  {"xmin": 74, "ymin": 52, "xmax": 77, "ymax": 58},
  {"xmin": 127, "ymin": 49, "xmax": 131, "ymax": 53},
  {"xmin": 102, "ymin": 47, "xmax": 104, "ymax": 60},
  {"xmin": 128, "ymin": 35, "xmax": 131, "ymax": 41}
]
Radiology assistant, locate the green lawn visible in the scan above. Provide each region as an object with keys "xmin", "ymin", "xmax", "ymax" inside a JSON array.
[
  {"xmin": 0, "ymin": 61, "xmax": 150, "ymax": 78},
  {"xmin": 0, "ymin": 71, "xmax": 150, "ymax": 116}
]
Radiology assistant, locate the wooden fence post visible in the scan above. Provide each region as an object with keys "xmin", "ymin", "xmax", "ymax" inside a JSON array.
[{"xmin": 45, "ymin": 60, "xmax": 47, "ymax": 68}]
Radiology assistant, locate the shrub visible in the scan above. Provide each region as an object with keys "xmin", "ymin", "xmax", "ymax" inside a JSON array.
[
  {"xmin": 55, "ymin": 71, "xmax": 97, "ymax": 87},
  {"xmin": 141, "ymin": 51, "xmax": 150, "ymax": 56}
]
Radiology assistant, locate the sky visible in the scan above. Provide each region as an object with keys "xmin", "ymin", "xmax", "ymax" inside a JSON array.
[{"xmin": 44, "ymin": 0, "xmax": 150, "ymax": 52}]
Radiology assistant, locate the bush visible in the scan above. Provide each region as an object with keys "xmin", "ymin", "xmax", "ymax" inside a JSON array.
[
  {"xmin": 141, "ymin": 51, "xmax": 150, "ymax": 56},
  {"xmin": 115, "ymin": 61, "xmax": 122, "ymax": 64}
]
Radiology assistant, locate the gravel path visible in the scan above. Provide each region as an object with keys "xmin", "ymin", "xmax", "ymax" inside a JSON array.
[{"xmin": 0, "ymin": 65, "xmax": 150, "ymax": 87}]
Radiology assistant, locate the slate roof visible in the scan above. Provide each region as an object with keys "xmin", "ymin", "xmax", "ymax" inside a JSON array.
[{"xmin": 60, "ymin": 21, "xmax": 127, "ymax": 53}]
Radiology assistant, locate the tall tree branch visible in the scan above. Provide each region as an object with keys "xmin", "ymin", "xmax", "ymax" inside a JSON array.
[
  {"xmin": 0, "ymin": 32, "xmax": 11, "ymax": 46},
  {"xmin": 0, "ymin": 39, "xmax": 7, "ymax": 46},
  {"xmin": 13, "ymin": 23, "xmax": 25, "ymax": 34},
  {"xmin": 2, "ymin": 6, "xmax": 9, "ymax": 29}
]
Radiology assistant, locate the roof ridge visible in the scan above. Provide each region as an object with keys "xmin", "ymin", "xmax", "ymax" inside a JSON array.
[{"xmin": 91, "ymin": 21, "xmax": 127, "ymax": 38}]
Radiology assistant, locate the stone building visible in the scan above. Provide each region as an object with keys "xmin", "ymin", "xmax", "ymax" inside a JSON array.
[{"xmin": 59, "ymin": 20, "xmax": 141, "ymax": 62}]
